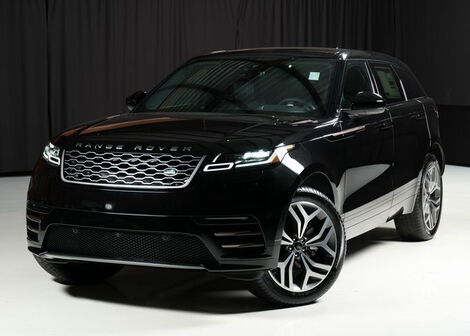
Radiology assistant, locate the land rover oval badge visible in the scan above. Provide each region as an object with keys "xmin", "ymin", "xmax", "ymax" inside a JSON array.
[{"xmin": 163, "ymin": 168, "xmax": 178, "ymax": 177}]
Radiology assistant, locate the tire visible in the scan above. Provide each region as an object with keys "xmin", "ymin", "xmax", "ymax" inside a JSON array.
[
  {"xmin": 395, "ymin": 155, "xmax": 443, "ymax": 241},
  {"xmin": 34, "ymin": 255, "xmax": 123, "ymax": 285},
  {"xmin": 249, "ymin": 190, "xmax": 346, "ymax": 306}
]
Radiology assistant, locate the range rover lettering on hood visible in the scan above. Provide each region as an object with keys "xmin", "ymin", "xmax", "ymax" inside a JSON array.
[{"xmin": 75, "ymin": 142, "xmax": 193, "ymax": 152}]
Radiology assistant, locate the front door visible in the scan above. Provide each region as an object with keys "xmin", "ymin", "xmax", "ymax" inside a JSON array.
[{"xmin": 338, "ymin": 60, "xmax": 395, "ymax": 239}]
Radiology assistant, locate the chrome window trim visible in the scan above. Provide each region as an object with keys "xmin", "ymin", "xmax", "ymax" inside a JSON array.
[
  {"xmin": 364, "ymin": 61, "xmax": 380, "ymax": 95},
  {"xmin": 60, "ymin": 151, "xmax": 206, "ymax": 190},
  {"xmin": 399, "ymin": 79, "xmax": 408, "ymax": 101}
]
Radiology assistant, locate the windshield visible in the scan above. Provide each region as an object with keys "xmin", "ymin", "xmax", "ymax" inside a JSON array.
[{"xmin": 136, "ymin": 58, "xmax": 337, "ymax": 117}]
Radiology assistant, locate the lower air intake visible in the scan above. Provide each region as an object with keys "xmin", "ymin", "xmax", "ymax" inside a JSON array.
[
  {"xmin": 197, "ymin": 216, "xmax": 265, "ymax": 257},
  {"xmin": 43, "ymin": 225, "xmax": 217, "ymax": 268}
]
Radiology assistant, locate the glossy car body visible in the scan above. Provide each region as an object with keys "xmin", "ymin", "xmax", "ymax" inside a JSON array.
[{"xmin": 27, "ymin": 48, "xmax": 444, "ymax": 280}]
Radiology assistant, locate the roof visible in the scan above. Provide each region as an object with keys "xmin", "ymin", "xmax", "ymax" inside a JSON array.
[{"xmin": 192, "ymin": 47, "xmax": 399, "ymax": 63}]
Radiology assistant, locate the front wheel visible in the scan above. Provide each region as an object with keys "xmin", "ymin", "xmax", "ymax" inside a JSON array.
[
  {"xmin": 249, "ymin": 190, "xmax": 346, "ymax": 306},
  {"xmin": 395, "ymin": 155, "xmax": 443, "ymax": 241}
]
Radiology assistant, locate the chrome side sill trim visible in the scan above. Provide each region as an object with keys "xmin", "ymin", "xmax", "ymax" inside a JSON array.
[{"xmin": 36, "ymin": 252, "xmax": 206, "ymax": 270}]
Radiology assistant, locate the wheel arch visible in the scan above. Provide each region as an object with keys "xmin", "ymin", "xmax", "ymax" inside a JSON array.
[
  {"xmin": 294, "ymin": 169, "xmax": 339, "ymax": 209},
  {"xmin": 429, "ymin": 142, "xmax": 445, "ymax": 173}
]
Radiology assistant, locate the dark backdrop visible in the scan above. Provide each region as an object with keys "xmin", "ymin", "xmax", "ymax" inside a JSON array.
[
  {"xmin": 0, "ymin": 0, "xmax": 468, "ymax": 173},
  {"xmin": 0, "ymin": 0, "xmax": 49, "ymax": 173},
  {"xmin": 399, "ymin": 1, "xmax": 470, "ymax": 167}
]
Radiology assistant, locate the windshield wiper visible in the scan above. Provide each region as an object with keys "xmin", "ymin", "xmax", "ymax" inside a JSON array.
[{"xmin": 161, "ymin": 83, "xmax": 257, "ymax": 113}]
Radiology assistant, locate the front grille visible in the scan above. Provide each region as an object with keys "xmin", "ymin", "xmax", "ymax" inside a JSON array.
[
  {"xmin": 43, "ymin": 225, "xmax": 217, "ymax": 267},
  {"xmin": 61, "ymin": 150, "xmax": 204, "ymax": 189}
]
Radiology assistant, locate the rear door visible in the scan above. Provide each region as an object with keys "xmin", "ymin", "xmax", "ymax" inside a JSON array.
[{"xmin": 369, "ymin": 62, "xmax": 430, "ymax": 216}]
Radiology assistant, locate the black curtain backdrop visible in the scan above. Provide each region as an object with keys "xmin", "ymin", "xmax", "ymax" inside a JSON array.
[
  {"xmin": 236, "ymin": 0, "xmax": 401, "ymax": 55},
  {"xmin": 0, "ymin": 0, "xmax": 468, "ymax": 173},
  {"xmin": 400, "ymin": 1, "xmax": 470, "ymax": 106},
  {"xmin": 0, "ymin": 0, "xmax": 49, "ymax": 173},
  {"xmin": 399, "ymin": 1, "xmax": 470, "ymax": 164},
  {"xmin": 47, "ymin": 0, "xmax": 240, "ymax": 137},
  {"xmin": 46, "ymin": 0, "xmax": 400, "ymax": 137}
]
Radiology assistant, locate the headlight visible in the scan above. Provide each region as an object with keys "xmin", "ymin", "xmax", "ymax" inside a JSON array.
[
  {"xmin": 42, "ymin": 142, "xmax": 61, "ymax": 166},
  {"xmin": 234, "ymin": 149, "xmax": 272, "ymax": 166},
  {"xmin": 203, "ymin": 144, "xmax": 295, "ymax": 172}
]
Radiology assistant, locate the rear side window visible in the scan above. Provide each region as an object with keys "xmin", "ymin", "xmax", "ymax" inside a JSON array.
[
  {"xmin": 370, "ymin": 63, "xmax": 404, "ymax": 103},
  {"xmin": 393, "ymin": 65, "xmax": 425, "ymax": 99}
]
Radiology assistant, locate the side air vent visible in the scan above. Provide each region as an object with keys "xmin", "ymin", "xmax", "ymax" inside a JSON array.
[
  {"xmin": 26, "ymin": 202, "xmax": 50, "ymax": 242},
  {"xmin": 197, "ymin": 216, "xmax": 265, "ymax": 257}
]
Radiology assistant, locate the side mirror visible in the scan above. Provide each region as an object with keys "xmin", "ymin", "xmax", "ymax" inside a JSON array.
[
  {"xmin": 345, "ymin": 92, "xmax": 386, "ymax": 117},
  {"xmin": 126, "ymin": 90, "xmax": 147, "ymax": 111}
]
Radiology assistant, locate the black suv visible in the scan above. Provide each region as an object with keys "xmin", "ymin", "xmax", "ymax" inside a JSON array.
[{"xmin": 28, "ymin": 48, "xmax": 444, "ymax": 306}]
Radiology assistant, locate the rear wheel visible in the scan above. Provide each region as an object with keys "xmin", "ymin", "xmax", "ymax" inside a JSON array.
[
  {"xmin": 34, "ymin": 255, "xmax": 123, "ymax": 285},
  {"xmin": 249, "ymin": 190, "xmax": 346, "ymax": 306},
  {"xmin": 395, "ymin": 155, "xmax": 443, "ymax": 241}
]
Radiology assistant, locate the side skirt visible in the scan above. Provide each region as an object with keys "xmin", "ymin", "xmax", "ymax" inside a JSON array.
[{"xmin": 342, "ymin": 176, "xmax": 420, "ymax": 240}]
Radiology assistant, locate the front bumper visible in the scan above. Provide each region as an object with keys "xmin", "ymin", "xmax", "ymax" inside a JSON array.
[{"xmin": 27, "ymin": 158, "xmax": 299, "ymax": 274}]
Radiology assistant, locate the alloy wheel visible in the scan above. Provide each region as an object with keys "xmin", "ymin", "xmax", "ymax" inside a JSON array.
[
  {"xmin": 269, "ymin": 200, "xmax": 338, "ymax": 293},
  {"xmin": 421, "ymin": 163, "xmax": 442, "ymax": 231}
]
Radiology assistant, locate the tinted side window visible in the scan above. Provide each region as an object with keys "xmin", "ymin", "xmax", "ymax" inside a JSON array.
[
  {"xmin": 341, "ymin": 61, "xmax": 373, "ymax": 109},
  {"xmin": 370, "ymin": 63, "xmax": 404, "ymax": 103},
  {"xmin": 393, "ymin": 65, "xmax": 425, "ymax": 99}
]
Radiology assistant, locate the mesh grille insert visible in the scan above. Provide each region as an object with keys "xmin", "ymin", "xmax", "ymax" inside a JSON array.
[
  {"xmin": 62, "ymin": 150, "xmax": 204, "ymax": 188},
  {"xmin": 43, "ymin": 226, "xmax": 217, "ymax": 267}
]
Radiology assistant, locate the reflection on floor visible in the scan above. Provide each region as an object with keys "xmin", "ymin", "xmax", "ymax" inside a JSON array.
[{"xmin": 1, "ymin": 166, "xmax": 469, "ymax": 335}]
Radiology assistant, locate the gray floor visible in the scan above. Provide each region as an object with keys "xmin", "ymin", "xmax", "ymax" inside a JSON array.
[{"xmin": 1, "ymin": 166, "xmax": 469, "ymax": 335}]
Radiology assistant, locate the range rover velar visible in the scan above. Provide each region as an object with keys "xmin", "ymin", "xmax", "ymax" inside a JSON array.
[{"xmin": 27, "ymin": 48, "xmax": 444, "ymax": 306}]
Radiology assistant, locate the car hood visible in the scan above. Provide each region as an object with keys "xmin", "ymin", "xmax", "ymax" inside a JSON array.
[{"xmin": 54, "ymin": 112, "xmax": 330, "ymax": 154}]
